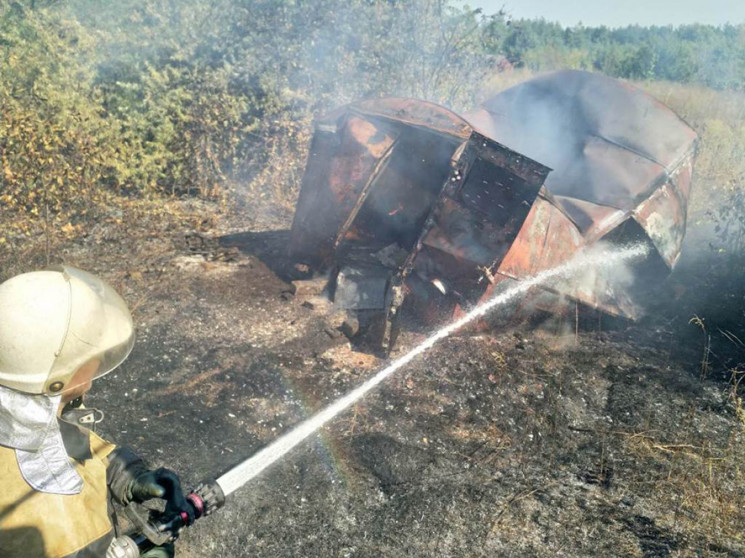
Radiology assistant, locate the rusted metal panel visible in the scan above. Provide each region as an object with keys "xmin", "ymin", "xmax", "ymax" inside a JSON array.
[
  {"xmin": 332, "ymin": 138, "xmax": 399, "ymax": 251},
  {"xmin": 289, "ymin": 116, "xmax": 398, "ymax": 266},
  {"xmin": 469, "ymin": 131, "xmax": 551, "ymax": 188},
  {"xmin": 633, "ymin": 181, "xmax": 687, "ymax": 268},
  {"xmin": 559, "ymin": 264, "xmax": 642, "ymax": 319},
  {"xmin": 338, "ymin": 126, "xmax": 459, "ymax": 254},
  {"xmin": 422, "ymin": 145, "xmax": 546, "ymax": 269},
  {"xmin": 399, "ymin": 139, "xmax": 478, "ymax": 274},
  {"xmin": 571, "ymin": 136, "xmax": 668, "ymax": 210},
  {"xmin": 489, "ymin": 201, "xmax": 641, "ymax": 320},
  {"xmin": 674, "ymin": 153, "xmax": 694, "ymax": 203},
  {"xmin": 496, "ymin": 191, "xmax": 582, "ymax": 279},
  {"xmin": 552, "ymin": 196, "xmax": 626, "ymax": 241},
  {"xmin": 351, "ymin": 97, "xmax": 472, "ymax": 140},
  {"xmin": 396, "ymin": 133, "xmax": 549, "ymax": 303}
]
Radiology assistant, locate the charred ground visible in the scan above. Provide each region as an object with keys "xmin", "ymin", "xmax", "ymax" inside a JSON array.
[{"xmin": 44, "ymin": 203, "xmax": 741, "ymax": 558}]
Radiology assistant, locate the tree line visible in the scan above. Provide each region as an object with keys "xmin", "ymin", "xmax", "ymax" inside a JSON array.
[
  {"xmin": 491, "ymin": 18, "xmax": 745, "ymax": 90},
  {"xmin": 1, "ymin": 0, "xmax": 743, "ymax": 222}
]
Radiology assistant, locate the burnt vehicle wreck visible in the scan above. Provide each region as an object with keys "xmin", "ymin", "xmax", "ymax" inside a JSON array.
[{"xmin": 289, "ymin": 70, "xmax": 698, "ymax": 351}]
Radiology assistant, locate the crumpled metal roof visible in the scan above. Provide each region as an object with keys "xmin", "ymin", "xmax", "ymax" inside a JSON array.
[{"xmin": 466, "ymin": 70, "xmax": 697, "ymax": 214}]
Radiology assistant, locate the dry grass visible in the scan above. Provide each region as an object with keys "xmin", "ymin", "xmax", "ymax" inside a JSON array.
[
  {"xmin": 624, "ymin": 429, "xmax": 745, "ymax": 549},
  {"xmin": 0, "ymin": 194, "xmax": 225, "ymax": 282}
]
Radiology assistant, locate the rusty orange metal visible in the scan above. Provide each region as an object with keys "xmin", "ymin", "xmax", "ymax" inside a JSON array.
[{"xmin": 289, "ymin": 70, "xmax": 699, "ymax": 351}]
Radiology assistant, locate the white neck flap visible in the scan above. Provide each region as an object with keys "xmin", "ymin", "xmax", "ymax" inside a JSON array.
[{"xmin": 0, "ymin": 385, "xmax": 82, "ymax": 494}]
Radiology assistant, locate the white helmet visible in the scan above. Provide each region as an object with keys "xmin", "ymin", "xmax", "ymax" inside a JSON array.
[{"xmin": 0, "ymin": 266, "xmax": 135, "ymax": 395}]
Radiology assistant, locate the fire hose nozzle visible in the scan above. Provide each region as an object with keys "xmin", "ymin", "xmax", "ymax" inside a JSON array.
[
  {"xmin": 106, "ymin": 479, "xmax": 227, "ymax": 558},
  {"xmin": 190, "ymin": 478, "xmax": 226, "ymax": 519}
]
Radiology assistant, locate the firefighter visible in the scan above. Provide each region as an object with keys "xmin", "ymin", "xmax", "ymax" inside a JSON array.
[{"xmin": 0, "ymin": 266, "xmax": 193, "ymax": 557}]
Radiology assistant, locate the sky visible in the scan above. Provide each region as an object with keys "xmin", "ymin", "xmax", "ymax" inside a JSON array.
[{"xmin": 461, "ymin": 0, "xmax": 745, "ymax": 28}]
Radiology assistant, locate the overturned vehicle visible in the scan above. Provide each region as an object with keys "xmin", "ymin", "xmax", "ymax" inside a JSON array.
[{"xmin": 289, "ymin": 70, "xmax": 698, "ymax": 351}]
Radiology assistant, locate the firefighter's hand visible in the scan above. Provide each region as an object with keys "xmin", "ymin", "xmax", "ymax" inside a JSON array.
[
  {"xmin": 131, "ymin": 468, "xmax": 196, "ymax": 525},
  {"xmin": 140, "ymin": 543, "xmax": 174, "ymax": 558}
]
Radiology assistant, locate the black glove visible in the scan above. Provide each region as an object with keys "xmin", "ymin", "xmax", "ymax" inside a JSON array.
[
  {"xmin": 107, "ymin": 447, "xmax": 196, "ymax": 527},
  {"xmin": 130, "ymin": 467, "xmax": 196, "ymax": 525}
]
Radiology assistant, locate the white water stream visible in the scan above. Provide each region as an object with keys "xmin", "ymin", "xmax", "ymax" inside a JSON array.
[{"xmin": 217, "ymin": 243, "xmax": 649, "ymax": 496}]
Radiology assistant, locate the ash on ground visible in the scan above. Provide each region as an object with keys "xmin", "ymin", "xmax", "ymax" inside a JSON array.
[{"xmin": 58, "ymin": 208, "xmax": 745, "ymax": 558}]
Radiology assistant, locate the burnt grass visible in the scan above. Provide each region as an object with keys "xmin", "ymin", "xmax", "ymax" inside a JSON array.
[{"xmin": 50, "ymin": 209, "xmax": 744, "ymax": 557}]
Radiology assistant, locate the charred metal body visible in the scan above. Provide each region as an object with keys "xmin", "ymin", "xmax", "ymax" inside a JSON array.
[{"xmin": 290, "ymin": 71, "xmax": 698, "ymax": 351}]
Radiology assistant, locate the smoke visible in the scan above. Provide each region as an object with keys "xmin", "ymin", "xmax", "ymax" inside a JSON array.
[
  {"xmin": 58, "ymin": 0, "xmax": 506, "ymax": 203},
  {"xmin": 553, "ymin": 240, "xmax": 640, "ymax": 307}
]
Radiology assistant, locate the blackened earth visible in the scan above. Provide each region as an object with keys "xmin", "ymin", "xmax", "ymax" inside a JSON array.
[{"xmin": 59, "ymin": 211, "xmax": 744, "ymax": 558}]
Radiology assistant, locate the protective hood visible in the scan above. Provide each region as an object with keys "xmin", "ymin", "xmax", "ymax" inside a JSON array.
[{"xmin": 0, "ymin": 385, "xmax": 82, "ymax": 495}]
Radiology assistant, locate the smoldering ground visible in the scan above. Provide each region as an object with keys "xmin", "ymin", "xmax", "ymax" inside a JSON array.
[{"xmin": 71, "ymin": 215, "xmax": 743, "ymax": 557}]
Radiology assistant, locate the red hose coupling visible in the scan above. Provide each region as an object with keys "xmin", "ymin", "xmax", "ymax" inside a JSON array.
[{"xmin": 187, "ymin": 492, "xmax": 206, "ymax": 520}]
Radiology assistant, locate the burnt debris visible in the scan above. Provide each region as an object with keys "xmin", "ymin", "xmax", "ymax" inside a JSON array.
[{"xmin": 289, "ymin": 71, "xmax": 698, "ymax": 352}]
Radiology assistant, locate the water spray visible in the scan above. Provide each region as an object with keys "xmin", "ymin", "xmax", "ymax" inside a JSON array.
[{"xmin": 107, "ymin": 243, "xmax": 649, "ymax": 557}]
